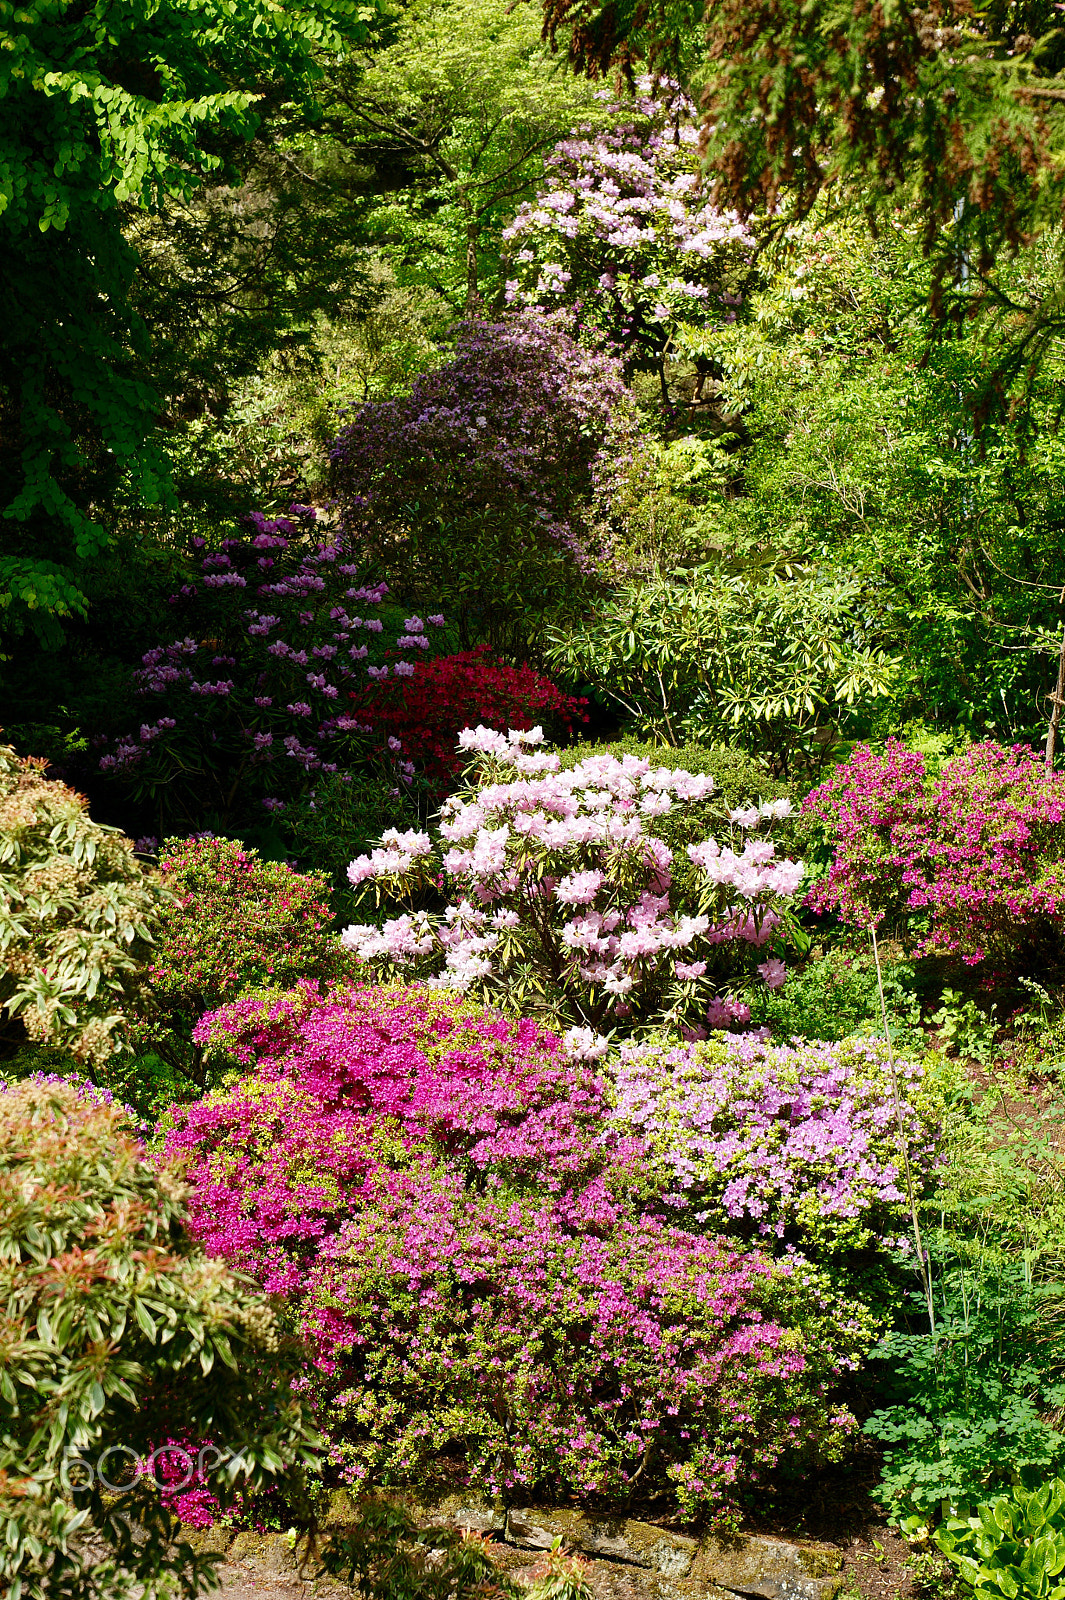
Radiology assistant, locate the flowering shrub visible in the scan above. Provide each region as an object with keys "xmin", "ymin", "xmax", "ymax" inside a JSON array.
[
  {"xmin": 96, "ymin": 505, "xmax": 447, "ymax": 834},
  {"xmin": 504, "ymin": 87, "xmax": 755, "ymax": 397},
  {"xmin": 341, "ymin": 729, "xmax": 803, "ymax": 1035},
  {"xmin": 347, "ymin": 646, "xmax": 588, "ymax": 791},
  {"xmin": 308, "ymin": 1171, "xmax": 869, "ymax": 1515},
  {"xmin": 0, "ymin": 740, "xmax": 171, "ymax": 1065},
  {"xmin": 128, "ymin": 836, "xmax": 351, "ymax": 1089},
  {"xmin": 168, "ymin": 981, "xmax": 878, "ymax": 1521},
  {"xmin": 0, "ymin": 1077, "xmax": 317, "ymax": 1600},
  {"xmin": 610, "ymin": 1033, "xmax": 936, "ymax": 1253},
  {"xmin": 805, "ymin": 740, "xmax": 1065, "ymax": 962},
  {"xmin": 330, "ymin": 314, "xmax": 640, "ymax": 653}
]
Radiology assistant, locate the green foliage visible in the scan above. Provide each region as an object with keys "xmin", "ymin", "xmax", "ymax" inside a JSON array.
[
  {"xmin": 745, "ymin": 947, "xmax": 923, "ymax": 1049},
  {"xmin": 547, "ymin": 565, "xmax": 896, "ymax": 774},
  {"xmin": 281, "ymin": 772, "xmax": 421, "ymax": 922},
  {"xmin": 127, "ymin": 835, "xmax": 351, "ymax": 1092},
  {"xmin": 868, "ymin": 1061, "xmax": 1065, "ymax": 1520},
  {"xmin": 323, "ymin": 0, "xmax": 605, "ymax": 313},
  {"xmin": 0, "ymin": 1076, "xmax": 318, "ymax": 1600},
  {"xmin": 930, "ymin": 991, "xmax": 1000, "ymax": 1066},
  {"xmin": 934, "ymin": 1478, "xmax": 1065, "ymax": 1600},
  {"xmin": 0, "ymin": 741, "xmax": 171, "ymax": 1066},
  {"xmin": 0, "ymin": 0, "xmax": 383, "ymax": 646}
]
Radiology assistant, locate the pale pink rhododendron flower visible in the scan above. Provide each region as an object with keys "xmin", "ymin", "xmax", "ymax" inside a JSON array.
[{"xmin": 341, "ymin": 732, "xmax": 803, "ymax": 1031}]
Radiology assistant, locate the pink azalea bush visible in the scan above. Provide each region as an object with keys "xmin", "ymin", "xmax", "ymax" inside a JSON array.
[
  {"xmin": 306, "ymin": 1171, "xmax": 870, "ymax": 1515},
  {"xmin": 340, "ymin": 728, "xmax": 803, "ymax": 1038},
  {"xmin": 166, "ymin": 981, "xmax": 885, "ymax": 1520},
  {"xmin": 610, "ymin": 1033, "xmax": 937, "ymax": 1253},
  {"xmin": 805, "ymin": 739, "xmax": 1065, "ymax": 962}
]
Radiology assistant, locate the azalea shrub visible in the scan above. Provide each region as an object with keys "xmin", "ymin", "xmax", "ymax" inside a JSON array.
[
  {"xmin": 805, "ymin": 739, "xmax": 1065, "ymax": 963},
  {"xmin": 167, "ymin": 980, "xmax": 882, "ymax": 1522},
  {"xmin": 127, "ymin": 836, "xmax": 351, "ymax": 1092},
  {"xmin": 611, "ymin": 1032, "xmax": 937, "ymax": 1255},
  {"xmin": 0, "ymin": 741, "xmax": 171, "ymax": 1066},
  {"xmin": 347, "ymin": 646, "xmax": 589, "ymax": 792},
  {"xmin": 0, "ymin": 1077, "xmax": 317, "ymax": 1600},
  {"xmin": 95, "ymin": 505, "xmax": 448, "ymax": 836},
  {"xmin": 340, "ymin": 728, "xmax": 804, "ymax": 1038}
]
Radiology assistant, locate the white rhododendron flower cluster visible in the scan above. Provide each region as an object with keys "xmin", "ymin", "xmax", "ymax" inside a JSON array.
[{"xmin": 341, "ymin": 728, "xmax": 803, "ymax": 1031}]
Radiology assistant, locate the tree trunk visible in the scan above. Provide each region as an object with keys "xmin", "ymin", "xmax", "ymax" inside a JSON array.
[{"xmin": 1046, "ymin": 613, "xmax": 1065, "ymax": 772}]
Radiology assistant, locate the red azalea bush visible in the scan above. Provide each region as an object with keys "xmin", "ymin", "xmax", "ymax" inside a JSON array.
[
  {"xmin": 351, "ymin": 646, "xmax": 588, "ymax": 789},
  {"xmin": 805, "ymin": 739, "xmax": 1065, "ymax": 962},
  {"xmin": 165, "ymin": 981, "xmax": 877, "ymax": 1521}
]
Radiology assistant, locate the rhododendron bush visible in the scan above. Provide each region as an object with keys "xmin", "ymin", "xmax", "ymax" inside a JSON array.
[
  {"xmin": 805, "ymin": 740, "xmax": 1065, "ymax": 962},
  {"xmin": 96, "ymin": 505, "xmax": 448, "ymax": 834},
  {"xmin": 330, "ymin": 313, "xmax": 640, "ymax": 653},
  {"xmin": 341, "ymin": 729, "xmax": 803, "ymax": 1035},
  {"xmin": 503, "ymin": 85, "xmax": 755, "ymax": 398},
  {"xmin": 167, "ymin": 981, "xmax": 890, "ymax": 1518}
]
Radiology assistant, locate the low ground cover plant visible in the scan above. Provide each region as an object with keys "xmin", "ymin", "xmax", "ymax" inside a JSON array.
[
  {"xmin": 340, "ymin": 729, "xmax": 803, "ymax": 1036},
  {"xmin": 0, "ymin": 1076, "xmax": 316, "ymax": 1600}
]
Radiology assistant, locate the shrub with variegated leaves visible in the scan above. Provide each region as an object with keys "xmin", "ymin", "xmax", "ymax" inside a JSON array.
[{"xmin": 0, "ymin": 740, "xmax": 171, "ymax": 1065}]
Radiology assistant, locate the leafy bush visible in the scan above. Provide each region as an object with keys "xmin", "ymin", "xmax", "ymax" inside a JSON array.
[
  {"xmin": 744, "ymin": 948, "xmax": 923, "ymax": 1049},
  {"xmin": 610, "ymin": 1032, "xmax": 937, "ymax": 1255},
  {"xmin": 933, "ymin": 1478, "xmax": 1065, "ymax": 1600},
  {"xmin": 0, "ymin": 1077, "xmax": 317, "ymax": 1600},
  {"xmin": 340, "ymin": 729, "xmax": 803, "ymax": 1036},
  {"xmin": 546, "ymin": 567, "xmax": 895, "ymax": 776},
  {"xmin": 349, "ymin": 645, "xmax": 588, "ymax": 792},
  {"xmin": 127, "ymin": 835, "xmax": 351, "ymax": 1091},
  {"xmin": 867, "ymin": 1057, "xmax": 1065, "ymax": 1519},
  {"xmin": 806, "ymin": 739, "xmax": 1065, "ymax": 963},
  {"xmin": 330, "ymin": 313, "xmax": 640, "ymax": 654},
  {"xmin": 167, "ymin": 980, "xmax": 877, "ymax": 1522},
  {"xmin": 96, "ymin": 505, "xmax": 448, "ymax": 836},
  {"xmin": 0, "ymin": 741, "xmax": 170, "ymax": 1065}
]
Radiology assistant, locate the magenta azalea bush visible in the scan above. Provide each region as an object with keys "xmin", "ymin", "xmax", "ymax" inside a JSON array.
[
  {"xmin": 805, "ymin": 739, "xmax": 1065, "ymax": 962},
  {"xmin": 610, "ymin": 1033, "xmax": 937, "ymax": 1253},
  {"xmin": 341, "ymin": 729, "xmax": 803, "ymax": 1038},
  {"xmin": 165, "ymin": 981, "xmax": 897, "ymax": 1519}
]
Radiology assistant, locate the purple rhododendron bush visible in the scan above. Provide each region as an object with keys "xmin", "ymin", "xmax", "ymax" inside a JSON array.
[
  {"xmin": 806, "ymin": 739, "xmax": 1065, "ymax": 963},
  {"xmin": 160, "ymin": 979, "xmax": 933, "ymax": 1521}
]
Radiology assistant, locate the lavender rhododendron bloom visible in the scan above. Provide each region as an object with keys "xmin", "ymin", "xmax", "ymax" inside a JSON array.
[
  {"xmin": 504, "ymin": 83, "xmax": 755, "ymax": 394},
  {"xmin": 341, "ymin": 730, "xmax": 803, "ymax": 1033},
  {"xmin": 168, "ymin": 980, "xmax": 882, "ymax": 1519},
  {"xmin": 609, "ymin": 1033, "xmax": 936, "ymax": 1252}
]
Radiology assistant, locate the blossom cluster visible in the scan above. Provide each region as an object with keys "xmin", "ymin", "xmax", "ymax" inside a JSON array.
[
  {"xmin": 347, "ymin": 645, "xmax": 588, "ymax": 792},
  {"xmin": 94, "ymin": 506, "xmax": 448, "ymax": 830},
  {"xmin": 168, "ymin": 981, "xmax": 884, "ymax": 1519},
  {"xmin": 341, "ymin": 729, "xmax": 804, "ymax": 1032},
  {"xmin": 610, "ymin": 1033, "xmax": 936, "ymax": 1253},
  {"xmin": 805, "ymin": 739, "xmax": 1065, "ymax": 962},
  {"xmin": 503, "ymin": 85, "xmax": 755, "ymax": 382}
]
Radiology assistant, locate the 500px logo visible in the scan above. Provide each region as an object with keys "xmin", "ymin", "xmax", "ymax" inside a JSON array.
[{"xmin": 61, "ymin": 1443, "xmax": 249, "ymax": 1494}]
